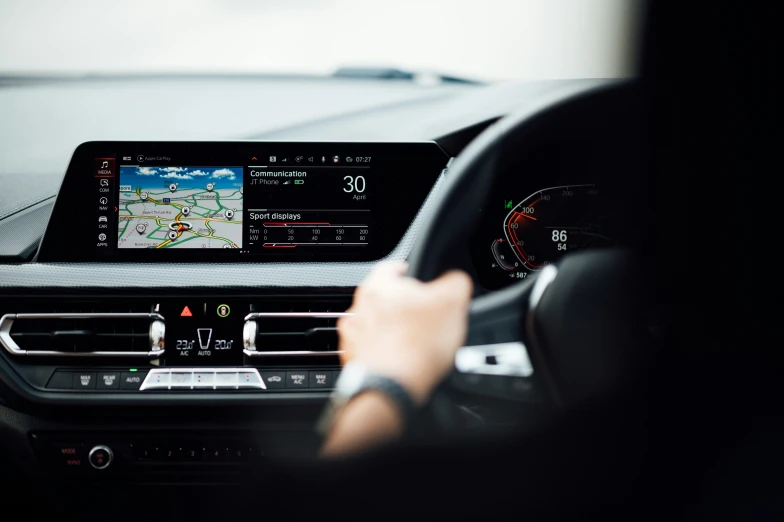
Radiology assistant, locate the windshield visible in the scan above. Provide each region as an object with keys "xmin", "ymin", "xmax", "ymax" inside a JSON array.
[
  {"xmin": 0, "ymin": 0, "xmax": 641, "ymax": 201},
  {"xmin": 0, "ymin": 0, "xmax": 640, "ymax": 81}
]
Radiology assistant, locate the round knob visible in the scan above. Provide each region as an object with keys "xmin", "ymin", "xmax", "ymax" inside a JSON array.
[{"xmin": 88, "ymin": 445, "xmax": 113, "ymax": 470}]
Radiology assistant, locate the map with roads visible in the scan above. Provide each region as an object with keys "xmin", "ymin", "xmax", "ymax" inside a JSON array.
[{"xmin": 117, "ymin": 166, "xmax": 243, "ymax": 249}]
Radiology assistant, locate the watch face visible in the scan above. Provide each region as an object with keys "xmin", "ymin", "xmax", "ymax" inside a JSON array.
[{"xmin": 335, "ymin": 361, "xmax": 368, "ymax": 396}]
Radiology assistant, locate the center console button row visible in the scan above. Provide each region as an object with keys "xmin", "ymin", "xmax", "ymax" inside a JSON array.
[
  {"xmin": 139, "ymin": 368, "xmax": 265, "ymax": 390},
  {"xmin": 46, "ymin": 370, "xmax": 149, "ymax": 390}
]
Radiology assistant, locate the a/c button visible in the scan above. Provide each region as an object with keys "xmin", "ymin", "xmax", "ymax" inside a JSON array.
[
  {"xmin": 120, "ymin": 371, "xmax": 147, "ymax": 390},
  {"xmin": 286, "ymin": 371, "xmax": 309, "ymax": 388}
]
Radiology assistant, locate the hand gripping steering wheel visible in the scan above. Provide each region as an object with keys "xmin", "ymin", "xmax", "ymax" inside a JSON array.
[{"xmin": 406, "ymin": 84, "xmax": 649, "ymax": 414}]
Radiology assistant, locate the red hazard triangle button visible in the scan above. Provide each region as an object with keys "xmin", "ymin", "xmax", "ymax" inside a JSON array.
[{"xmin": 180, "ymin": 306, "xmax": 193, "ymax": 317}]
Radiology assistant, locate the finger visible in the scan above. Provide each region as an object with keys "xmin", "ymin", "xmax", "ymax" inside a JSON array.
[
  {"xmin": 355, "ymin": 261, "xmax": 410, "ymax": 301},
  {"xmin": 339, "ymin": 343, "xmax": 353, "ymax": 365},
  {"xmin": 337, "ymin": 315, "xmax": 362, "ymax": 364},
  {"xmin": 363, "ymin": 261, "xmax": 408, "ymax": 285}
]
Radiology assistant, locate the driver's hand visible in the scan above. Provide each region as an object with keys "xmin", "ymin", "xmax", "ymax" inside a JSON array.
[{"xmin": 337, "ymin": 261, "xmax": 473, "ymax": 405}]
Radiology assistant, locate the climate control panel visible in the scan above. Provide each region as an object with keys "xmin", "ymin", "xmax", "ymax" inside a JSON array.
[{"xmin": 44, "ymin": 367, "xmax": 339, "ymax": 392}]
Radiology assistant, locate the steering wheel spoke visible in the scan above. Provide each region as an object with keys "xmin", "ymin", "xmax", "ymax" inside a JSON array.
[{"xmin": 450, "ymin": 275, "xmax": 543, "ymax": 402}]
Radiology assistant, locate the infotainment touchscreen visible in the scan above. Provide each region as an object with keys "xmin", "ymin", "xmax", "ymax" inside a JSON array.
[
  {"xmin": 37, "ymin": 142, "xmax": 449, "ymax": 262},
  {"xmin": 117, "ymin": 166, "xmax": 245, "ymax": 250}
]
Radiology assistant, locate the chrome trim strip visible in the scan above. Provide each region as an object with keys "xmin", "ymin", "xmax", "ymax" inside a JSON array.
[
  {"xmin": 0, "ymin": 314, "xmax": 20, "ymax": 354},
  {"xmin": 0, "ymin": 312, "xmax": 165, "ymax": 357},
  {"xmin": 242, "ymin": 311, "xmax": 350, "ymax": 357},
  {"xmin": 455, "ymin": 341, "xmax": 534, "ymax": 377},
  {"xmin": 14, "ymin": 312, "xmax": 164, "ymax": 320},
  {"xmin": 243, "ymin": 320, "xmax": 258, "ymax": 352},
  {"xmin": 24, "ymin": 350, "xmax": 166, "ymax": 358},
  {"xmin": 140, "ymin": 367, "xmax": 266, "ymax": 391},
  {"xmin": 149, "ymin": 319, "xmax": 165, "ymax": 354},
  {"xmin": 243, "ymin": 349, "xmax": 344, "ymax": 357},
  {"xmin": 244, "ymin": 312, "xmax": 353, "ymax": 321},
  {"xmin": 528, "ymin": 266, "xmax": 558, "ymax": 311},
  {"xmin": 525, "ymin": 264, "xmax": 561, "ymax": 406}
]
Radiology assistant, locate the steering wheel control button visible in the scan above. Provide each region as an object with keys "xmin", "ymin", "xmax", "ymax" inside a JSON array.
[
  {"xmin": 309, "ymin": 370, "xmax": 334, "ymax": 388},
  {"xmin": 47, "ymin": 371, "xmax": 73, "ymax": 389},
  {"xmin": 286, "ymin": 371, "xmax": 309, "ymax": 388},
  {"xmin": 96, "ymin": 371, "xmax": 120, "ymax": 390},
  {"xmin": 73, "ymin": 371, "xmax": 97, "ymax": 389},
  {"xmin": 261, "ymin": 371, "xmax": 286, "ymax": 389},
  {"xmin": 88, "ymin": 445, "xmax": 113, "ymax": 470},
  {"xmin": 120, "ymin": 371, "xmax": 147, "ymax": 390}
]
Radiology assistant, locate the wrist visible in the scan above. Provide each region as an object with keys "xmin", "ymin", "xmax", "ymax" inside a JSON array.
[
  {"xmin": 349, "ymin": 362, "xmax": 435, "ymax": 407},
  {"xmin": 320, "ymin": 391, "xmax": 403, "ymax": 457},
  {"xmin": 318, "ymin": 361, "xmax": 420, "ymax": 438}
]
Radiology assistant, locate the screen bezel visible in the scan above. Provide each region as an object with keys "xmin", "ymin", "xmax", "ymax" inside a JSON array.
[{"xmin": 37, "ymin": 141, "xmax": 449, "ymax": 263}]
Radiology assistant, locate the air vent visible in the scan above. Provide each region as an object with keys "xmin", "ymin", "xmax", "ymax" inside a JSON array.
[
  {"xmin": 0, "ymin": 311, "xmax": 165, "ymax": 357},
  {"xmin": 243, "ymin": 312, "xmax": 350, "ymax": 357}
]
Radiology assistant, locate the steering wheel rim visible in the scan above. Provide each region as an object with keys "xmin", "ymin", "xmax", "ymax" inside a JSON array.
[{"xmin": 405, "ymin": 83, "xmax": 648, "ymax": 413}]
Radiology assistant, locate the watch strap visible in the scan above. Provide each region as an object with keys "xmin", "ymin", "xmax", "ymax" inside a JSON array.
[
  {"xmin": 317, "ymin": 363, "xmax": 417, "ymax": 437},
  {"xmin": 354, "ymin": 373, "xmax": 418, "ymax": 428}
]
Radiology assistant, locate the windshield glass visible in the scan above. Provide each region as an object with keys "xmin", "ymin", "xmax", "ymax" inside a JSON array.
[
  {"xmin": 0, "ymin": 0, "xmax": 640, "ymax": 81},
  {"xmin": 0, "ymin": 0, "xmax": 641, "ymax": 201}
]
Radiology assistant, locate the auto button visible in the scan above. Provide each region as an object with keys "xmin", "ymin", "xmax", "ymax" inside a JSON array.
[{"xmin": 120, "ymin": 371, "xmax": 147, "ymax": 390}]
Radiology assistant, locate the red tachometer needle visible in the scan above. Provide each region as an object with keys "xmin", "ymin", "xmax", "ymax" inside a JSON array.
[{"xmin": 513, "ymin": 212, "xmax": 537, "ymax": 221}]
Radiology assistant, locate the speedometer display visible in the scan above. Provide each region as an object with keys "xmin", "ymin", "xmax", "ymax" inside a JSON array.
[
  {"xmin": 469, "ymin": 123, "xmax": 638, "ymax": 289},
  {"xmin": 475, "ymin": 179, "xmax": 621, "ymax": 288},
  {"xmin": 503, "ymin": 184, "xmax": 607, "ymax": 270}
]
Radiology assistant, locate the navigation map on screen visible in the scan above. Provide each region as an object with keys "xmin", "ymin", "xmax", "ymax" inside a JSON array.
[{"xmin": 117, "ymin": 166, "xmax": 243, "ymax": 249}]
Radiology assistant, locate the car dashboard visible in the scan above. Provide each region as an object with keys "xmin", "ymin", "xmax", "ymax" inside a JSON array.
[{"xmin": 0, "ymin": 78, "xmax": 637, "ymax": 493}]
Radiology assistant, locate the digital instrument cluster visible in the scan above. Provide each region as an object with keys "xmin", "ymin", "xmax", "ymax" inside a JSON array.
[{"xmin": 471, "ymin": 163, "xmax": 629, "ymax": 289}]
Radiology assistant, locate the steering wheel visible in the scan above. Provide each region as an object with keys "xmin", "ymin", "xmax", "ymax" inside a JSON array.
[{"xmin": 406, "ymin": 85, "xmax": 648, "ymax": 417}]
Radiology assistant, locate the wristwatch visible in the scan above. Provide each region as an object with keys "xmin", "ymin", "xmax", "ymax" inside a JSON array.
[{"xmin": 316, "ymin": 361, "xmax": 417, "ymax": 437}]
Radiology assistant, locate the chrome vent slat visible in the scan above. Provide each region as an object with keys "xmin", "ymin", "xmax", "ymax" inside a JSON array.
[
  {"xmin": 0, "ymin": 312, "xmax": 165, "ymax": 358},
  {"xmin": 243, "ymin": 312, "xmax": 349, "ymax": 357}
]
